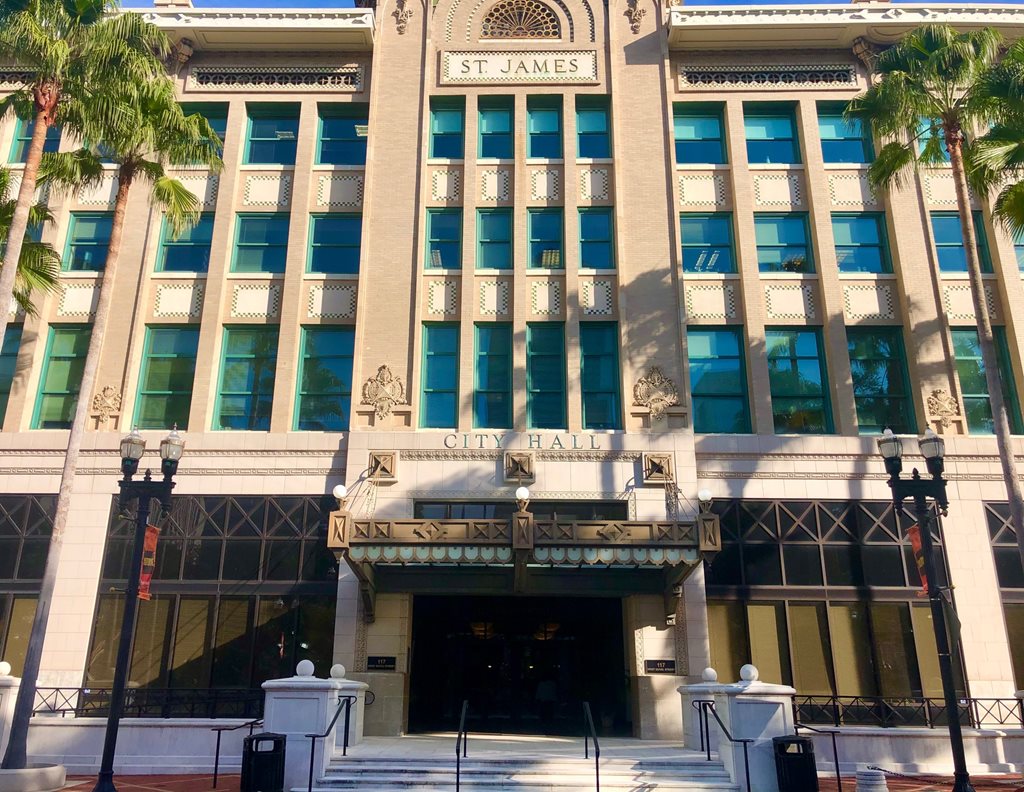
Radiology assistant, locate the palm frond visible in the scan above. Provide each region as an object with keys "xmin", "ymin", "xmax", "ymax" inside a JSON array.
[
  {"xmin": 993, "ymin": 179, "xmax": 1024, "ymax": 239},
  {"xmin": 867, "ymin": 141, "xmax": 918, "ymax": 191},
  {"xmin": 10, "ymin": 240, "xmax": 61, "ymax": 316},
  {"xmin": 36, "ymin": 149, "xmax": 105, "ymax": 196},
  {"xmin": 151, "ymin": 174, "xmax": 201, "ymax": 238}
]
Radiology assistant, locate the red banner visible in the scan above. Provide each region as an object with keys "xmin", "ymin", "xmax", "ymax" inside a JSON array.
[
  {"xmin": 906, "ymin": 523, "xmax": 928, "ymax": 597},
  {"xmin": 138, "ymin": 525, "xmax": 160, "ymax": 601}
]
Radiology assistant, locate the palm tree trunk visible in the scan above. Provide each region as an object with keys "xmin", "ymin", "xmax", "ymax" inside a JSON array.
[
  {"xmin": 1, "ymin": 170, "xmax": 132, "ymax": 770},
  {"xmin": 0, "ymin": 100, "xmax": 55, "ymax": 355},
  {"xmin": 948, "ymin": 141, "xmax": 1024, "ymax": 578}
]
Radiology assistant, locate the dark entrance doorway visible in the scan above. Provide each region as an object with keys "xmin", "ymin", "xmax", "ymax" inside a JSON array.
[{"xmin": 408, "ymin": 595, "xmax": 629, "ymax": 736}]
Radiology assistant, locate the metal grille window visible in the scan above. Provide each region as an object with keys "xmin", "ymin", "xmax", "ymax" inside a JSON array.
[
  {"xmin": 578, "ymin": 208, "xmax": 614, "ymax": 270},
  {"xmin": 477, "ymin": 209, "xmax": 512, "ymax": 270},
  {"xmin": 33, "ymin": 325, "xmax": 90, "ymax": 429},
  {"xmin": 421, "ymin": 323, "xmax": 459, "ymax": 428},
  {"xmin": 680, "ymin": 213, "xmax": 735, "ymax": 274},
  {"xmin": 64, "ymin": 212, "xmax": 112, "ymax": 272},
  {"xmin": 744, "ymin": 104, "xmax": 801, "ymax": 165},
  {"xmin": 430, "ymin": 98, "xmax": 465, "ymax": 159},
  {"xmin": 817, "ymin": 103, "xmax": 871, "ymax": 164},
  {"xmin": 308, "ymin": 214, "xmax": 361, "ymax": 275},
  {"xmin": 0, "ymin": 325, "xmax": 22, "ymax": 426},
  {"xmin": 951, "ymin": 326, "xmax": 1023, "ymax": 434},
  {"xmin": 847, "ymin": 327, "xmax": 914, "ymax": 435},
  {"xmin": 527, "ymin": 322, "xmax": 566, "ymax": 429},
  {"xmin": 157, "ymin": 213, "xmax": 214, "ymax": 273},
  {"xmin": 8, "ymin": 117, "xmax": 60, "ymax": 164},
  {"xmin": 478, "ymin": 97, "xmax": 513, "ymax": 159},
  {"xmin": 528, "ymin": 208, "xmax": 563, "ymax": 269},
  {"xmin": 766, "ymin": 328, "xmax": 832, "ymax": 434},
  {"xmin": 244, "ymin": 103, "xmax": 299, "ymax": 166},
  {"xmin": 232, "ymin": 214, "xmax": 290, "ymax": 274},
  {"xmin": 296, "ymin": 327, "xmax": 354, "ymax": 431},
  {"xmin": 317, "ymin": 103, "xmax": 368, "ymax": 166},
  {"xmin": 984, "ymin": 503, "xmax": 1024, "ymax": 688},
  {"xmin": 576, "ymin": 96, "xmax": 610, "ymax": 159},
  {"xmin": 474, "ymin": 323, "xmax": 512, "ymax": 429},
  {"xmin": 930, "ymin": 212, "xmax": 992, "ymax": 273},
  {"xmin": 136, "ymin": 327, "xmax": 200, "ymax": 430},
  {"xmin": 688, "ymin": 327, "xmax": 750, "ymax": 433},
  {"xmin": 426, "ymin": 209, "xmax": 462, "ymax": 270},
  {"xmin": 755, "ymin": 214, "xmax": 813, "ymax": 273},
  {"xmin": 832, "ymin": 213, "xmax": 890, "ymax": 274},
  {"xmin": 215, "ymin": 327, "xmax": 279, "ymax": 431},
  {"xmin": 673, "ymin": 103, "xmax": 726, "ymax": 165},
  {"xmin": 579, "ymin": 322, "xmax": 621, "ymax": 430},
  {"xmin": 527, "ymin": 96, "xmax": 562, "ymax": 159}
]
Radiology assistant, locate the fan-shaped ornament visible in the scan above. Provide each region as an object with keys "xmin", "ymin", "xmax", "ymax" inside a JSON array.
[{"xmin": 481, "ymin": 0, "xmax": 560, "ymax": 39}]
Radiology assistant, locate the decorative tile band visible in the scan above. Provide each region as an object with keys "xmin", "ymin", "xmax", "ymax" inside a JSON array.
[
  {"xmin": 189, "ymin": 64, "xmax": 363, "ymax": 92},
  {"xmin": 679, "ymin": 63, "xmax": 856, "ymax": 90}
]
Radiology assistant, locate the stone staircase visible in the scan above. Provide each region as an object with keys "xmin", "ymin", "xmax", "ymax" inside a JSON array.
[{"xmin": 306, "ymin": 754, "xmax": 741, "ymax": 791}]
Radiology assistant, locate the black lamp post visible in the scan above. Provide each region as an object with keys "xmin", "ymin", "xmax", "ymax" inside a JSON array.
[
  {"xmin": 93, "ymin": 427, "xmax": 184, "ymax": 792},
  {"xmin": 877, "ymin": 428, "xmax": 974, "ymax": 792}
]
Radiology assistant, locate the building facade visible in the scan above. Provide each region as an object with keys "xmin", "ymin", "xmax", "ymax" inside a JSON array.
[{"xmin": 0, "ymin": 0, "xmax": 1023, "ymax": 743}]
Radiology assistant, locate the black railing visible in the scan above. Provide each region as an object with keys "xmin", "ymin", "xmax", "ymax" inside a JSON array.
[
  {"xmin": 794, "ymin": 695, "xmax": 1024, "ymax": 729},
  {"xmin": 795, "ymin": 722, "xmax": 842, "ymax": 792},
  {"xmin": 692, "ymin": 699, "xmax": 752, "ymax": 792},
  {"xmin": 582, "ymin": 701, "xmax": 600, "ymax": 792},
  {"xmin": 33, "ymin": 687, "xmax": 264, "ymax": 719},
  {"xmin": 455, "ymin": 699, "xmax": 469, "ymax": 792},
  {"xmin": 305, "ymin": 694, "xmax": 356, "ymax": 792},
  {"xmin": 211, "ymin": 719, "xmax": 262, "ymax": 788}
]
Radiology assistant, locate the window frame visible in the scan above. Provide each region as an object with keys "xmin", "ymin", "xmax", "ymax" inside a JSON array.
[
  {"xmin": 526, "ymin": 96, "xmax": 563, "ymax": 160},
  {"xmin": 528, "ymin": 208, "xmax": 564, "ymax": 269},
  {"xmin": 477, "ymin": 97, "xmax": 514, "ymax": 160},
  {"xmin": 831, "ymin": 212, "xmax": 891, "ymax": 275},
  {"xmin": 0, "ymin": 325, "xmax": 22, "ymax": 426},
  {"xmin": 213, "ymin": 326, "xmax": 280, "ymax": 431},
  {"xmin": 952, "ymin": 326, "xmax": 1024, "ymax": 434},
  {"xmin": 765, "ymin": 327, "xmax": 834, "ymax": 434},
  {"xmin": 578, "ymin": 207, "xmax": 615, "ymax": 270},
  {"xmin": 231, "ymin": 213, "xmax": 291, "ymax": 275},
  {"xmin": 576, "ymin": 95, "xmax": 611, "ymax": 160},
  {"xmin": 8, "ymin": 117, "xmax": 60, "ymax": 164},
  {"xmin": 243, "ymin": 103, "xmax": 300, "ymax": 166},
  {"xmin": 429, "ymin": 98, "xmax": 465, "ymax": 160},
  {"xmin": 476, "ymin": 208, "xmax": 512, "ymax": 271},
  {"xmin": 32, "ymin": 324, "xmax": 91, "ymax": 430},
  {"xmin": 846, "ymin": 326, "xmax": 915, "ymax": 435},
  {"xmin": 63, "ymin": 212, "xmax": 113, "ymax": 273},
  {"xmin": 754, "ymin": 213, "xmax": 815, "ymax": 274},
  {"xmin": 180, "ymin": 102, "xmax": 228, "ymax": 157},
  {"xmin": 316, "ymin": 103, "xmax": 369, "ymax": 166},
  {"xmin": 473, "ymin": 322, "xmax": 512, "ymax": 430},
  {"xmin": 579, "ymin": 321, "xmax": 621, "ymax": 430},
  {"xmin": 744, "ymin": 104, "xmax": 801, "ymax": 165},
  {"xmin": 817, "ymin": 102, "xmax": 872, "ymax": 164},
  {"xmin": 687, "ymin": 326, "xmax": 751, "ymax": 433},
  {"xmin": 931, "ymin": 211, "xmax": 993, "ymax": 274},
  {"xmin": 526, "ymin": 322, "xmax": 566, "ymax": 430},
  {"xmin": 307, "ymin": 213, "xmax": 362, "ymax": 275},
  {"xmin": 425, "ymin": 208, "xmax": 463, "ymax": 270},
  {"xmin": 680, "ymin": 213, "xmax": 736, "ymax": 274},
  {"xmin": 420, "ymin": 323, "xmax": 459, "ymax": 429},
  {"xmin": 294, "ymin": 326, "xmax": 355, "ymax": 432},
  {"xmin": 673, "ymin": 103, "xmax": 726, "ymax": 166},
  {"xmin": 156, "ymin": 212, "xmax": 215, "ymax": 274},
  {"xmin": 134, "ymin": 326, "xmax": 200, "ymax": 431}
]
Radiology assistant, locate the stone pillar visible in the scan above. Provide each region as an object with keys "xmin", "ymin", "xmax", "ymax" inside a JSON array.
[
  {"xmin": 262, "ymin": 661, "xmax": 368, "ymax": 790},
  {"xmin": 678, "ymin": 665, "xmax": 796, "ymax": 792},
  {"xmin": 0, "ymin": 664, "xmax": 18, "ymax": 760},
  {"xmin": 677, "ymin": 667, "xmax": 720, "ymax": 752}
]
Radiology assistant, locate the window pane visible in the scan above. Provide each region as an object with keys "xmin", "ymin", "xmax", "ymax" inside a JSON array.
[
  {"xmin": 788, "ymin": 603, "xmax": 835, "ymax": 695},
  {"xmin": 527, "ymin": 323, "xmax": 565, "ymax": 428},
  {"xmin": 421, "ymin": 324, "xmax": 459, "ymax": 428},
  {"xmin": 747, "ymin": 603, "xmax": 791, "ymax": 686},
  {"xmin": 688, "ymin": 328, "xmax": 749, "ymax": 432},
  {"xmin": 681, "ymin": 214, "xmax": 735, "ymax": 274},
  {"xmin": 744, "ymin": 107, "xmax": 800, "ymax": 165},
  {"xmin": 580, "ymin": 323, "xmax": 620, "ymax": 429},
  {"xmin": 297, "ymin": 327, "xmax": 354, "ymax": 431},
  {"xmin": 65, "ymin": 213, "xmax": 113, "ymax": 272},
  {"xmin": 708, "ymin": 601, "xmax": 750, "ymax": 678},
  {"xmin": 674, "ymin": 105, "xmax": 725, "ymax": 165},
  {"xmin": 233, "ymin": 215, "xmax": 289, "ymax": 274},
  {"xmin": 848, "ymin": 328, "xmax": 914, "ymax": 434},
  {"xmin": 216, "ymin": 327, "xmax": 279, "ymax": 430},
  {"xmin": 309, "ymin": 215, "xmax": 361, "ymax": 275},
  {"xmin": 755, "ymin": 215, "xmax": 813, "ymax": 273},
  {"xmin": 427, "ymin": 210, "xmax": 462, "ymax": 270},
  {"xmin": 869, "ymin": 602, "xmax": 920, "ymax": 697},
  {"xmin": 137, "ymin": 327, "xmax": 199, "ymax": 430},
  {"xmin": 766, "ymin": 329, "xmax": 831, "ymax": 433},
  {"xmin": 952, "ymin": 327, "xmax": 1023, "ymax": 434},
  {"xmin": 474, "ymin": 323, "xmax": 511, "ymax": 428},
  {"xmin": 829, "ymin": 603, "xmax": 877, "ymax": 697},
  {"xmin": 318, "ymin": 104, "xmax": 368, "ymax": 166},
  {"xmin": 34, "ymin": 326, "xmax": 91, "ymax": 429}
]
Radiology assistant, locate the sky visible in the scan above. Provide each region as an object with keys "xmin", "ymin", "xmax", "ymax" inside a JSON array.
[{"xmin": 123, "ymin": 0, "xmax": 1024, "ymax": 9}]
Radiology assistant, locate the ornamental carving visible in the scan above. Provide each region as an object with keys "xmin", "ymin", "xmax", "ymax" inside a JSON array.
[
  {"xmin": 393, "ymin": 0, "xmax": 414, "ymax": 34},
  {"xmin": 361, "ymin": 365, "xmax": 407, "ymax": 420},
  {"xmin": 624, "ymin": 0, "xmax": 645, "ymax": 34},
  {"xmin": 91, "ymin": 386, "xmax": 122, "ymax": 425},
  {"xmin": 482, "ymin": 0, "xmax": 560, "ymax": 39},
  {"xmin": 633, "ymin": 367, "xmax": 679, "ymax": 420},
  {"xmin": 927, "ymin": 388, "xmax": 960, "ymax": 429}
]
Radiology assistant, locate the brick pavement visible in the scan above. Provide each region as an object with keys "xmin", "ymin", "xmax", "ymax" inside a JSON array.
[{"xmin": 65, "ymin": 776, "xmax": 240, "ymax": 792}]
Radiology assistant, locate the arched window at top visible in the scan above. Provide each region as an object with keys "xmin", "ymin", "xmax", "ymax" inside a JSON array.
[{"xmin": 481, "ymin": 0, "xmax": 560, "ymax": 39}]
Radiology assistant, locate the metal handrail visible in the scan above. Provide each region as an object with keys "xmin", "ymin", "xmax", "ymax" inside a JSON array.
[
  {"xmin": 794, "ymin": 722, "xmax": 842, "ymax": 792},
  {"xmin": 692, "ymin": 699, "xmax": 752, "ymax": 792},
  {"xmin": 210, "ymin": 718, "xmax": 262, "ymax": 788},
  {"xmin": 455, "ymin": 700, "xmax": 469, "ymax": 792},
  {"xmin": 582, "ymin": 701, "xmax": 601, "ymax": 792},
  {"xmin": 304, "ymin": 694, "xmax": 356, "ymax": 792},
  {"xmin": 793, "ymin": 694, "xmax": 1022, "ymax": 729}
]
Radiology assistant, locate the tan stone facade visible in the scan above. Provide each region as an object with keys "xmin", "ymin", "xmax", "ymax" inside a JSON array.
[{"xmin": 0, "ymin": 1, "xmax": 1023, "ymax": 742}]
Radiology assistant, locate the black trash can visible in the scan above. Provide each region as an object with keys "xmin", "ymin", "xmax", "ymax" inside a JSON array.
[
  {"xmin": 240, "ymin": 732, "xmax": 287, "ymax": 792},
  {"xmin": 773, "ymin": 735, "xmax": 818, "ymax": 792}
]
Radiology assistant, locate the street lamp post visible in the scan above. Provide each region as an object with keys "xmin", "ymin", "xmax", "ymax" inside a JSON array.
[
  {"xmin": 877, "ymin": 428, "xmax": 974, "ymax": 792},
  {"xmin": 93, "ymin": 427, "xmax": 184, "ymax": 792}
]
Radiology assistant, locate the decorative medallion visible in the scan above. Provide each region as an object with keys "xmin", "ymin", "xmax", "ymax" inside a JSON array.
[
  {"xmin": 642, "ymin": 452, "xmax": 674, "ymax": 485},
  {"xmin": 633, "ymin": 367, "xmax": 679, "ymax": 420},
  {"xmin": 927, "ymin": 388, "xmax": 960, "ymax": 429},
  {"xmin": 92, "ymin": 386, "xmax": 122, "ymax": 425},
  {"xmin": 361, "ymin": 365, "xmax": 407, "ymax": 420},
  {"xmin": 624, "ymin": 0, "xmax": 645, "ymax": 34},
  {"xmin": 481, "ymin": 0, "xmax": 560, "ymax": 39},
  {"xmin": 393, "ymin": 0, "xmax": 414, "ymax": 33}
]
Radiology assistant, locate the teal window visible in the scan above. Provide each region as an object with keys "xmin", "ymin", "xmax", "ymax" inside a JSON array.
[
  {"xmin": 233, "ymin": 214, "xmax": 290, "ymax": 274},
  {"xmin": 931, "ymin": 212, "xmax": 992, "ymax": 273},
  {"xmin": 421, "ymin": 324, "xmax": 459, "ymax": 428},
  {"xmin": 579, "ymin": 322, "xmax": 620, "ymax": 430},
  {"xmin": 135, "ymin": 326, "xmax": 199, "ymax": 430},
  {"xmin": 156, "ymin": 213, "xmax": 214, "ymax": 273},
  {"xmin": 308, "ymin": 214, "xmax": 361, "ymax": 275},
  {"xmin": 832, "ymin": 213, "xmax": 890, "ymax": 274},
  {"xmin": 245, "ymin": 104, "xmax": 300, "ymax": 166},
  {"xmin": 33, "ymin": 325, "xmax": 90, "ymax": 429},
  {"xmin": 847, "ymin": 327, "xmax": 914, "ymax": 434},
  {"xmin": 215, "ymin": 327, "xmax": 279, "ymax": 431},
  {"xmin": 952, "ymin": 327, "xmax": 1023, "ymax": 434},
  {"xmin": 576, "ymin": 96, "xmax": 610, "ymax": 159},
  {"xmin": 64, "ymin": 213, "xmax": 112, "ymax": 272},
  {"xmin": 918, "ymin": 117, "xmax": 950, "ymax": 162},
  {"xmin": 527, "ymin": 323, "xmax": 565, "ymax": 429},
  {"xmin": 9, "ymin": 118, "xmax": 59, "ymax": 164},
  {"xmin": 680, "ymin": 213, "xmax": 734, "ymax": 274},
  {"xmin": 430, "ymin": 98, "xmax": 465, "ymax": 159},
  {"xmin": 755, "ymin": 214, "xmax": 813, "ymax": 273},
  {"xmin": 296, "ymin": 327, "xmax": 354, "ymax": 431},
  {"xmin": 1016, "ymin": 230, "xmax": 1024, "ymax": 272},
  {"xmin": 0, "ymin": 325, "xmax": 22, "ymax": 425},
  {"xmin": 181, "ymin": 102, "xmax": 227, "ymax": 155},
  {"xmin": 528, "ymin": 208, "xmax": 563, "ymax": 269},
  {"xmin": 579, "ymin": 208, "xmax": 614, "ymax": 269},
  {"xmin": 478, "ymin": 97, "xmax": 513, "ymax": 159},
  {"xmin": 474, "ymin": 323, "xmax": 512, "ymax": 429},
  {"xmin": 688, "ymin": 327, "xmax": 750, "ymax": 433},
  {"xmin": 818, "ymin": 103, "xmax": 871, "ymax": 164},
  {"xmin": 477, "ymin": 209, "xmax": 512, "ymax": 270},
  {"xmin": 527, "ymin": 96, "xmax": 562, "ymax": 159},
  {"xmin": 426, "ymin": 209, "xmax": 462, "ymax": 270},
  {"xmin": 673, "ymin": 104, "xmax": 725, "ymax": 165},
  {"xmin": 744, "ymin": 105, "xmax": 800, "ymax": 165},
  {"xmin": 317, "ymin": 104, "xmax": 368, "ymax": 166},
  {"xmin": 766, "ymin": 328, "xmax": 832, "ymax": 434}
]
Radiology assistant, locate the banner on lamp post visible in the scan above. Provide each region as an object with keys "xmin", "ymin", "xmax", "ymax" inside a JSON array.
[
  {"xmin": 906, "ymin": 523, "xmax": 928, "ymax": 597},
  {"xmin": 138, "ymin": 525, "xmax": 160, "ymax": 601}
]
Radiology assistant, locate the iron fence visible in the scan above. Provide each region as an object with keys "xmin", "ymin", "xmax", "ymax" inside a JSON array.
[
  {"xmin": 794, "ymin": 696, "xmax": 1024, "ymax": 729},
  {"xmin": 33, "ymin": 687, "xmax": 264, "ymax": 719}
]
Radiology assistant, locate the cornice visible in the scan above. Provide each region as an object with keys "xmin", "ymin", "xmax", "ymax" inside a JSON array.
[{"xmin": 142, "ymin": 8, "xmax": 375, "ymax": 25}]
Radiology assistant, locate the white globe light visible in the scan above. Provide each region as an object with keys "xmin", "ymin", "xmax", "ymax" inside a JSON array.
[
  {"xmin": 296, "ymin": 659, "xmax": 315, "ymax": 677},
  {"xmin": 333, "ymin": 484, "xmax": 348, "ymax": 500},
  {"xmin": 515, "ymin": 486, "xmax": 530, "ymax": 501},
  {"xmin": 697, "ymin": 489, "xmax": 713, "ymax": 503}
]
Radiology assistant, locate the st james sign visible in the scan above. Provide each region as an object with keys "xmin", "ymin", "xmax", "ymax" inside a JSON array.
[{"xmin": 441, "ymin": 50, "xmax": 599, "ymax": 84}]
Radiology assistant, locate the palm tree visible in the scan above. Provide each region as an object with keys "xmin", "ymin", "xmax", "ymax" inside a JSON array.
[
  {"xmin": 1, "ymin": 77, "xmax": 222, "ymax": 770},
  {"xmin": 0, "ymin": 167, "xmax": 61, "ymax": 314},
  {"xmin": 0, "ymin": 0, "xmax": 169, "ymax": 365},
  {"xmin": 846, "ymin": 24, "xmax": 1024, "ymax": 572}
]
